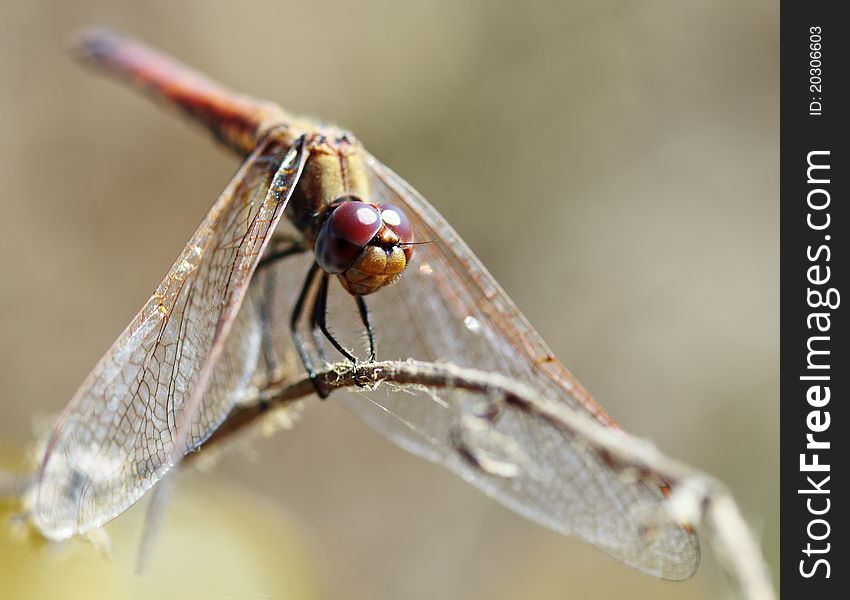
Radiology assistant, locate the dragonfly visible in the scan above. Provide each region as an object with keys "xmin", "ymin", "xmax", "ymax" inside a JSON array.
[{"xmin": 30, "ymin": 29, "xmax": 699, "ymax": 580}]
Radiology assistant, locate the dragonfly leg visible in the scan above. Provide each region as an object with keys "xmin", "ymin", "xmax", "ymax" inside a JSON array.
[
  {"xmin": 307, "ymin": 277, "xmax": 329, "ymax": 366},
  {"xmin": 313, "ymin": 273, "xmax": 358, "ymax": 364},
  {"xmin": 257, "ymin": 238, "xmax": 307, "ymax": 271},
  {"xmin": 255, "ymin": 239, "xmax": 308, "ymax": 383},
  {"xmin": 355, "ymin": 295, "xmax": 376, "ymax": 362},
  {"xmin": 311, "ymin": 274, "xmax": 378, "ymax": 388},
  {"xmin": 290, "ymin": 262, "xmax": 328, "ymax": 398}
]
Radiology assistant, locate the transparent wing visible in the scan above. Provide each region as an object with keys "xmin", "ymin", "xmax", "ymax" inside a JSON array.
[
  {"xmin": 253, "ymin": 152, "xmax": 699, "ymax": 580},
  {"xmin": 32, "ymin": 134, "xmax": 307, "ymax": 539}
]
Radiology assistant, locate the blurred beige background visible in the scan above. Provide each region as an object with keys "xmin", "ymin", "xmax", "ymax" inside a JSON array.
[{"xmin": 0, "ymin": 1, "xmax": 777, "ymax": 599}]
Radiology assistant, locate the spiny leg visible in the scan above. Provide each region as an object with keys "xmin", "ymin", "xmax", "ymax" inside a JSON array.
[
  {"xmin": 355, "ymin": 295, "xmax": 376, "ymax": 362},
  {"xmin": 255, "ymin": 241, "xmax": 307, "ymax": 383},
  {"xmin": 307, "ymin": 275, "xmax": 329, "ymax": 366},
  {"xmin": 312, "ymin": 278, "xmax": 377, "ymax": 387},
  {"xmin": 290, "ymin": 262, "xmax": 328, "ymax": 398},
  {"xmin": 258, "ymin": 240, "xmax": 307, "ymax": 271},
  {"xmin": 313, "ymin": 273, "xmax": 358, "ymax": 364}
]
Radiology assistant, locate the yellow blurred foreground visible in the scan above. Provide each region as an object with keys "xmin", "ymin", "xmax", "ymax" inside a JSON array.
[{"xmin": 1, "ymin": 458, "xmax": 323, "ymax": 600}]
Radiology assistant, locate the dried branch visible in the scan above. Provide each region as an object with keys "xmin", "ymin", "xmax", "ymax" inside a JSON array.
[{"xmin": 194, "ymin": 359, "xmax": 776, "ymax": 600}]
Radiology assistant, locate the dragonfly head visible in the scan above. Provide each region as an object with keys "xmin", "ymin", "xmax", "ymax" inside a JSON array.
[{"xmin": 314, "ymin": 198, "xmax": 414, "ymax": 295}]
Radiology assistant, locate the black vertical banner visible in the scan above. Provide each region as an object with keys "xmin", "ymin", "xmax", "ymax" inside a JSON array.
[{"xmin": 782, "ymin": 3, "xmax": 849, "ymax": 597}]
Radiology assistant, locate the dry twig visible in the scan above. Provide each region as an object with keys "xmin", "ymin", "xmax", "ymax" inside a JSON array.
[{"xmin": 194, "ymin": 359, "xmax": 776, "ymax": 600}]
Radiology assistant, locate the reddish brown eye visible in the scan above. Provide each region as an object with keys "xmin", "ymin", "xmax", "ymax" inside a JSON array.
[
  {"xmin": 315, "ymin": 201, "xmax": 382, "ymax": 273},
  {"xmin": 378, "ymin": 204, "xmax": 413, "ymax": 244}
]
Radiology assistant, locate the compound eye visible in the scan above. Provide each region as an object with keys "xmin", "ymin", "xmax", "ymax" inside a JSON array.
[
  {"xmin": 315, "ymin": 201, "xmax": 382, "ymax": 273},
  {"xmin": 378, "ymin": 203, "xmax": 414, "ymax": 244}
]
